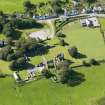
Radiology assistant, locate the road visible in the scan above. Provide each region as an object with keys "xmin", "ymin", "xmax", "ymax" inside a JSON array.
[{"xmin": 37, "ymin": 13, "xmax": 105, "ymax": 22}]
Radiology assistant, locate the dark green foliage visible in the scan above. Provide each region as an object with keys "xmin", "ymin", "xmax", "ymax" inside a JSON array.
[
  {"xmin": 68, "ymin": 46, "xmax": 78, "ymax": 58},
  {"xmin": 3, "ymin": 23, "xmax": 16, "ymax": 37},
  {"xmin": 59, "ymin": 38, "xmax": 65, "ymax": 46},
  {"xmin": 9, "ymin": 57, "xmax": 27, "ymax": 71},
  {"xmin": 56, "ymin": 60, "xmax": 71, "ymax": 83},
  {"xmin": 15, "ymin": 38, "xmax": 37, "ymax": 53},
  {"xmin": 90, "ymin": 59, "xmax": 99, "ymax": 65},
  {"xmin": 6, "ymin": 54, "xmax": 15, "ymax": 61},
  {"xmin": 47, "ymin": 60, "xmax": 54, "ymax": 68},
  {"xmin": 56, "ymin": 60, "xmax": 70, "ymax": 70},
  {"xmin": 85, "ymin": 0, "xmax": 97, "ymax": 7},
  {"xmin": 10, "ymin": 19, "xmax": 41, "ymax": 29},
  {"xmin": 0, "ymin": 46, "xmax": 13, "ymax": 60},
  {"xmin": 58, "ymin": 69, "xmax": 70, "ymax": 84},
  {"xmin": 23, "ymin": 1, "xmax": 34, "ymax": 12},
  {"xmin": 97, "ymin": 97, "xmax": 105, "ymax": 105},
  {"xmin": 0, "ymin": 73, "xmax": 6, "ymax": 78},
  {"xmin": 0, "ymin": 23, "xmax": 3, "ymax": 32},
  {"xmin": 56, "ymin": 31, "xmax": 66, "ymax": 38},
  {"xmin": 86, "ymin": 0, "xmax": 97, "ymax": 3},
  {"xmin": 6, "ymin": 37, "xmax": 13, "ymax": 45},
  {"xmin": 67, "ymin": 70, "xmax": 85, "ymax": 86},
  {"xmin": 15, "ymin": 38, "xmax": 49, "ymax": 57},
  {"xmin": 42, "ymin": 69, "xmax": 53, "ymax": 79},
  {"xmin": 51, "ymin": 0, "xmax": 64, "ymax": 15}
]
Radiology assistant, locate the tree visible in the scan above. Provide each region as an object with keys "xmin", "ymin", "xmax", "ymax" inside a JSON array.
[
  {"xmin": 56, "ymin": 31, "xmax": 66, "ymax": 38},
  {"xmin": 51, "ymin": 0, "xmax": 64, "ymax": 15},
  {"xmin": 0, "ymin": 46, "xmax": 13, "ymax": 60},
  {"xmin": 85, "ymin": 0, "xmax": 97, "ymax": 7},
  {"xmin": 58, "ymin": 69, "xmax": 70, "ymax": 83},
  {"xmin": 68, "ymin": 46, "xmax": 78, "ymax": 58},
  {"xmin": 6, "ymin": 37, "xmax": 13, "ymax": 45},
  {"xmin": 59, "ymin": 38, "xmax": 65, "ymax": 46},
  {"xmin": 42, "ymin": 69, "xmax": 53, "ymax": 78},
  {"xmin": 23, "ymin": 1, "xmax": 34, "ymax": 12},
  {"xmin": 7, "ymin": 54, "xmax": 15, "ymax": 61},
  {"xmin": 90, "ymin": 59, "xmax": 99, "ymax": 65},
  {"xmin": 0, "ymin": 23, "xmax": 3, "ymax": 32},
  {"xmin": 10, "ymin": 18, "xmax": 38, "ymax": 29},
  {"xmin": 56, "ymin": 60, "xmax": 71, "ymax": 83},
  {"xmin": 9, "ymin": 57, "xmax": 27, "ymax": 71},
  {"xmin": 0, "ymin": 11, "xmax": 4, "ymax": 16},
  {"xmin": 3, "ymin": 23, "xmax": 16, "ymax": 37}
]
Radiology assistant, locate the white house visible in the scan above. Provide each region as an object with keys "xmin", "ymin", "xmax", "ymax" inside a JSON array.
[{"xmin": 80, "ymin": 17, "xmax": 100, "ymax": 27}]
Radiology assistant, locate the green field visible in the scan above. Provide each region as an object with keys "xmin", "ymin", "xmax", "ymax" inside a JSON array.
[
  {"xmin": 1, "ymin": 64, "xmax": 105, "ymax": 105},
  {"xmin": 63, "ymin": 21, "xmax": 105, "ymax": 60},
  {"xmin": 1, "ymin": 19, "xmax": 105, "ymax": 105},
  {"xmin": 0, "ymin": 0, "xmax": 49, "ymax": 13}
]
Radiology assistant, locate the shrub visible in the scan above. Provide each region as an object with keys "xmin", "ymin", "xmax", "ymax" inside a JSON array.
[
  {"xmin": 82, "ymin": 60, "xmax": 90, "ymax": 66},
  {"xmin": 47, "ymin": 60, "xmax": 54, "ymax": 68},
  {"xmin": 9, "ymin": 57, "xmax": 27, "ymax": 71},
  {"xmin": 0, "ymin": 46, "xmax": 13, "ymax": 60},
  {"xmin": 6, "ymin": 54, "xmax": 14, "ymax": 61},
  {"xmin": 68, "ymin": 46, "xmax": 78, "ymax": 57},
  {"xmin": 58, "ymin": 70, "xmax": 70, "ymax": 84},
  {"xmin": 56, "ymin": 32, "xmax": 66, "ymax": 38},
  {"xmin": 3, "ymin": 23, "xmax": 16, "ymax": 37},
  {"xmin": 0, "ymin": 73, "xmax": 6, "ymax": 78},
  {"xmin": 90, "ymin": 59, "xmax": 99, "ymax": 65},
  {"xmin": 59, "ymin": 38, "xmax": 65, "ymax": 46},
  {"xmin": 42, "ymin": 69, "xmax": 52, "ymax": 79}
]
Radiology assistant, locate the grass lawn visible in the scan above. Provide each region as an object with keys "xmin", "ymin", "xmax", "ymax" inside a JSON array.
[
  {"xmin": 0, "ymin": 0, "xmax": 49, "ymax": 13},
  {"xmin": 63, "ymin": 21, "xmax": 105, "ymax": 60},
  {"xmin": 99, "ymin": 18, "xmax": 105, "ymax": 30},
  {"xmin": 0, "ymin": 20, "xmax": 105, "ymax": 105},
  {"xmin": 0, "ymin": 64, "xmax": 105, "ymax": 105}
]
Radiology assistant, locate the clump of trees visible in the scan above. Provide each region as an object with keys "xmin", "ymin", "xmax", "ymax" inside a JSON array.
[
  {"xmin": 0, "ymin": 37, "xmax": 49, "ymax": 71},
  {"xmin": 56, "ymin": 31, "xmax": 66, "ymax": 38},
  {"xmin": 3, "ymin": 23, "xmax": 16, "ymax": 37},
  {"xmin": 59, "ymin": 38, "xmax": 65, "ymax": 46},
  {"xmin": 56, "ymin": 60, "xmax": 71, "ymax": 84},
  {"xmin": 42, "ymin": 69, "xmax": 53, "ymax": 79},
  {"xmin": 9, "ymin": 57, "xmax": 27, "ymax": 71},
  {"xmin": 10, "ymin": 18, "xmax": 42, "ymax": 29},
  {"xmin": 90, "ymin": 58, "xmax": 99, "ymax": 65},
  {"xmin": 85, "ymin": 0, "xmax": 97, "ymax": 7},
  {"xmin": 0, "ymin": 46, "xmax": 13, "ymax": 60},
  {"xmin": 23, "ymin": 0, "xmax": 73, "ymax": 16},
  {"xmin": 23, "ymin": 1, "xmax": 35, "ymax": 13}
]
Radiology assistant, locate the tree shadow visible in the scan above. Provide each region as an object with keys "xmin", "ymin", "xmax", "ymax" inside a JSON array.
[
  {"xmin": 64, "ymin": 42, "xmax": 69, "ymax": 46},
  {"xmin": 75, "ymin": 52, "xmax": 87, "ymax": 59},
  {"xmin": 98, "ymin": 59, "xmax": 105, "ymax": 64},
  {"xmin": 64, "ymin": 59, "xmax": 74, "ymax": 65},
  {"xmin": 25, "ymin": 44, "xmax": 55, "ymax": 57},
  {"xmin": 71, "ymin": 64, "xmax": 84, "ymax": 69},
  {"xmin": 34, "ymin": 23, "xmax": 44, "ymax": 29},
  {"xmin": 26, "ymin": 63, "xmax": 35, "ymax": 69},
  {"xmin": 97, "ymin": 97, "xmax": 105, "ymax": 105},
  {"xmin": 67, "ymin": 70, "xmax": 85, "ymax": 87}
]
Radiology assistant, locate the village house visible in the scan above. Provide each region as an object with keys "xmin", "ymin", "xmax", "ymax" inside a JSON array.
[{"xmin": 80, "ymin": 17, "xmax": 100, "ymax": 27}]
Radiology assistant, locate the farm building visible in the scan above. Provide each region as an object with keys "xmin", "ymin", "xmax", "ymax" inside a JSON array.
[
  {"xmin": 29, "ymin": 29, "xmax": 51, "ymax": 40},
  {"xmin": 80, "ymin": 17, "xmax": 100, "ymax": 27}
]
